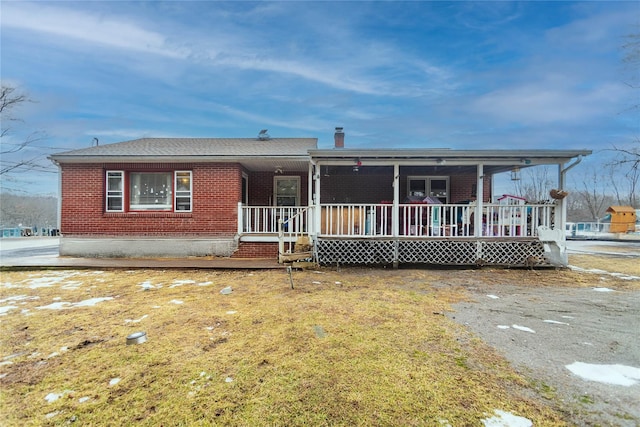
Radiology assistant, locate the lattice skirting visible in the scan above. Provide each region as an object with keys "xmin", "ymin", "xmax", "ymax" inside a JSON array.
[{"xmin": 317, "ymin": 238, "xmax": 551, "ymax": 267}]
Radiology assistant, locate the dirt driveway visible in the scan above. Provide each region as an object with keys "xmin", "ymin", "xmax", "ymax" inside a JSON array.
[{"xmin": 446, "ymin": 242, "xmax": 640, "ymax": 426}]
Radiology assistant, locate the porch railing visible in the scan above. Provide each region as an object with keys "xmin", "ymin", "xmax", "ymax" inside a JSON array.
[
  {"xmin": 319, "ymin": 203, "xmax": 556, "ymax": 238},
  {"xmin": 239, "ymin": 205, "xmax": 310, "ymax": 234},
  {"xmin": 239, "ymin": 203, "xmax": 557, "ymax": 238}
]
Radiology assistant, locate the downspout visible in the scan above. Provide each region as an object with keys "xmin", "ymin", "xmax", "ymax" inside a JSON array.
[
  {"xmin": 53, "ymin": 160, "xmax": 62, "ymax": 235},
  {"xmin": 557, "ymin": 155, "xmax": 583, "ymax": 237}
]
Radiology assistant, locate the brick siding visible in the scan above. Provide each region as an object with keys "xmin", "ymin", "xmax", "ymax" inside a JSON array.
[{"xmin": 60, "ymin": 163, "xmax": 242, "ymax": 236}]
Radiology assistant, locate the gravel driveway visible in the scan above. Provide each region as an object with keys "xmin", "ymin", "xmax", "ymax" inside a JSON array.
[{"xmin": 448, "ymin": 279, "xmax": 640, "ymax": 426}]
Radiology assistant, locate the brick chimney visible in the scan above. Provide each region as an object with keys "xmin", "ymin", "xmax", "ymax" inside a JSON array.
[{"xmin": 334, "ymin": 127, "xmax": 344, "ymax": 149}]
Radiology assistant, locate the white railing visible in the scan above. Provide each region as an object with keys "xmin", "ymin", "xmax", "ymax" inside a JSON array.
[
  {"xmin": 278, "ymin": 207, "xmax": 313, "ymax": 256},
  {"xmin": 318, "ymin": 203, "xmax": 556, "ymax": 238},
  {"xmin": 239, "ymin": 203, "xmax": 557, "ymax": 238},
  {"xmin": 239, "ymin": 205, "xmax": 310, "ymax": 234}
]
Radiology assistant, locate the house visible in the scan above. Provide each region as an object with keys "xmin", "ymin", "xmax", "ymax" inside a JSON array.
[{"xmin": 49, "ymin": 128, "xmax": 591, "ymax": 267}]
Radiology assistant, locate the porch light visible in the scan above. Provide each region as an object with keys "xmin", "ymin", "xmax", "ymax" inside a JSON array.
[{"xmin": 511, "ymin": 167, "xmax": 521, "ymax": 181}]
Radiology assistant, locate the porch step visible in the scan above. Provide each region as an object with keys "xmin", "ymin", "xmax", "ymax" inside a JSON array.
[{"xmin": 279, "ymin": 251, "xmax": 313, "ymax": 263}]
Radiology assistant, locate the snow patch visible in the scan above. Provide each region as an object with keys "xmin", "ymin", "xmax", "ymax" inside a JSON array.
[
  {"xmin": 497, "ymin": 325, "xmax": 510, "ymax": 330},
  {"xmin": 109, "ymin": 378, "xmax": 121, "ymax": 386},
  {"xmin": 482, "ymin": 409, "xmax": 532, "ymax": 427},
  {"xmin": 487, "ymin": 294, "xmax": 499, "ymax": 299},
  {"xmin": 543, "ymin": 319, "xmax": 569, "ymax": 325},
  {"xmin": 592, "ymin": 287, "xmax": 614, "ymax": 292},
  {"xmin": 0, "ymin": 305, "xmax": 18, "ymax": 315},
  {"xmin": 566, "ymin": 362, "xmax": 640, "ymax": 386},
  {"xmin": 36, "ymin": 297, "xmax": 113, "ymax": 310},
  {"xmin": 512, "ymin": 325, "xmax": 535, "ymax": 333},
  {"xmin": 125, "ymin": 314, "xmax": 148, "ymax": 323}
]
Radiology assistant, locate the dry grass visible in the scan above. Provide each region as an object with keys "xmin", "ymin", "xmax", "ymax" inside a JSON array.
[
  {"xmin": 569, "ymin": 254, "xmax": 640, "ymax": 278},
  {"xmin": 1, "ymin": 266, "xmax": 614, "ymax": 426}
]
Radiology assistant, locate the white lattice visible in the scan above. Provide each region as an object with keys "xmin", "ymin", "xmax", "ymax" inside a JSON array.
[{"xmin": 317, "ymin": 238, "xmax": 550, "ymax": 267}]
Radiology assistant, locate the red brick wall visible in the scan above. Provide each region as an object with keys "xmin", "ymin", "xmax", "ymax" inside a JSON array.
[
  {"xmin": 60, "ymin": 163, "xmax": 242, "ymax": 236},
  {"xmin": 449, "ymin": 174, "xmax": 492, "ymax": 203},
  {"xmin": 320, "ymin": 168, "xmax": 491, "ymax": 203},
  {"xmin": 232, "ymin": 242, "xmax": 279, "ymax": 258},
  {"xmin": 247, "ymin": 171, "xmax": 309, "ymax": 206}
]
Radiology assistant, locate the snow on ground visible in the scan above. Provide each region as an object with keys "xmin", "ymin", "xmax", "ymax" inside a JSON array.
[
  {"xmin": 566, "ymin": 362, "xmax": 640, "ymax": 386},
  {"xmin": 481, "ymin": 409, "xmax": 532, "ymax": 427},
  {"xmin": 36, "ymin": 297, "xmax": 113, "ymax": 310},
  {"xmin": 568, "ymin": 266, "xmax": 640, "ymax": 281}
]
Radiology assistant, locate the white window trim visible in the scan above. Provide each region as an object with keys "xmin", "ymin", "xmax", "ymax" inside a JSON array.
[
  {"xmin": 106, "ymin": 171, "xmax": 124, "ymax": 212},
  {"xmin": 174, "ymin": 171, "xmax": 192, "ymax": 212},
  {"xmin": 273, "ymin": 176, "xmax": 300, "ymax": 207}
]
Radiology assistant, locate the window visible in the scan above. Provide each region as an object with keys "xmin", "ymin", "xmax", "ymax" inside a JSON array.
[
  {"xmin": 274, "ymin": 176, "xmax": 300, "ymax": 206},
  {"xmin": 130, "ymin": 172, "xmax": 173, "ymax": 210},
  {"xmin": 174, "ymin": 171, "xmax": 192, "ymax": 211},
  {"xmin": 106, "ymin": 171, "xmax": 124, "ymax": 212},
  {"xmin": 407, "ymin": 176, "xmax": 449, "ymax": 203},
  {"xmin": 105, "ymin": 170, "xmax": 192, "ymax": 212}
]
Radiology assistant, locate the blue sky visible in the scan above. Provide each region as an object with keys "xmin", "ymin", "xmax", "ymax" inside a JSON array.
[{"xmin": 1, "ymin": 1, "xmax": 638, "ymax": 196}]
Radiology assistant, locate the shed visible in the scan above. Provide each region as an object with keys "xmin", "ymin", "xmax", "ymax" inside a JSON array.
[{"xmin": 605, "ymin": 206, "xmax": 637, "ymax": 233}]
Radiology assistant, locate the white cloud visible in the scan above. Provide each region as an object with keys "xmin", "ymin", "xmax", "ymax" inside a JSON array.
[
  {"xmin": 2, "ymin": 2, "xmax": 188, "ymax": 58},
  {"xmin": 470, "ymin": 78, "xmax": 626, "ymax": 125}
]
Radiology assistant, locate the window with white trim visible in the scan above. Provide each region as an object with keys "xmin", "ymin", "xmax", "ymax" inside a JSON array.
[
  {"xmin": 105, "ymin": 170, "xmax": 192, "ymax": 212},
  {"xmin": 106, "ymin": 171, "xmax": 124, "ymax": 212},
  {"xmin": 274, "ymin": 176, "xmax": 300, "ymax": 206},
  {"xmin": 174, "ymin": 171, "xmax": 192, "ymax": 211}
]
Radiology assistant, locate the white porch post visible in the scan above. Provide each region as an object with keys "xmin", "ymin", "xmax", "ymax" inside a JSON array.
[
  {"xmin": 474, "ymin": 164, "xmax": 484, "ymax": 237},
  {"xmin": 558, "ymin": 163, "xmax": 567, "ymax": 235},
  {"xmin": 392, "ymin": 163, "xmax": 399, "ymax": 237},
  {"xmin": 237, "ymin": 201, "xmax": 243, "ymax": 235},
  {"xmin": 308, "ymin": 161, "xmax": 315, "ymax": 235},
  {"xmin": 314, "ymin": 161, "xmax": 321, "ymax": 238}
]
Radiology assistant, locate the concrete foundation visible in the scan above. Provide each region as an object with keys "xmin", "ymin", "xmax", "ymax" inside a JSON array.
[{"xmin": 60, "ymin": 237, "xmax": 238, "ymax": 258}]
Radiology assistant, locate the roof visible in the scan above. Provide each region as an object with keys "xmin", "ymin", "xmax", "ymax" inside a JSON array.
[
  {"xmin": 49, "ymin": 137, "xmax": 318, "ymax": 163},
  {"xmin": 308, "ymin": 148, "xmax": 592, "ymax": 164},
  {"xmin": 605, "ymin": 206, "xmax": 636, "ymax": 214}
]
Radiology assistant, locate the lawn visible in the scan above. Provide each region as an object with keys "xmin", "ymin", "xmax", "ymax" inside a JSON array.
[{"xmin": 1, "ymin": 264, "xmax": 626, "ymax": 426}]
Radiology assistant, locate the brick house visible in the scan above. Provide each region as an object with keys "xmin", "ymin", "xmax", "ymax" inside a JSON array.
[{"xmin": 49, "ymin": 129, "xmax": 590, "ymax": 266}]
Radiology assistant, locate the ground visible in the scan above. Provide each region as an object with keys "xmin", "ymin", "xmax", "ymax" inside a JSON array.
[{"xmin": 0, "ymin": 240, "xmax": 638, "ymax": 425}]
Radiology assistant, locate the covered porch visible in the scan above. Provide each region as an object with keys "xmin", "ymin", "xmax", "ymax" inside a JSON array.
[{"xmin": 236, "ymin": 145, "xmax": 590, "ymax": 267}]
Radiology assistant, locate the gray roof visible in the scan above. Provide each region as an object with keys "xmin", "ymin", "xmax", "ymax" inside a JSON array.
[{"xmin": 49, "ymin": 137, "xmax": 318, "ymax": 162}]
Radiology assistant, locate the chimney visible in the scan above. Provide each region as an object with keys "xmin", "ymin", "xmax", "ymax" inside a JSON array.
[{"xmin": 334, "ymin": 127, "xmax": 344, "ymax": 149}]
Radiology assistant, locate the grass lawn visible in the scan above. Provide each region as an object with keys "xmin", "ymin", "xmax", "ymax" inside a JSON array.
[{"xmin": 1, "ymin": 265, "xmax": 616, "ymax": 426}]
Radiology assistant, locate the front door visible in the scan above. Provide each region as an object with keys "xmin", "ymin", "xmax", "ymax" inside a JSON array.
[{"xmin": 274, "ymin": 176, "xmax": 300, "ymax": 206}]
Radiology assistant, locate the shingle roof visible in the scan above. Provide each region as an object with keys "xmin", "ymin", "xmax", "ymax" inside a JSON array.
[{"xmin": 50, "ymin": 137, "xmax": 318, "ymax": 160}]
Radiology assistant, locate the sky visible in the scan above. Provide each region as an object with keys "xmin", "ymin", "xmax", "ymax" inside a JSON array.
[{"xmin": 1, "ymin": 1, "xmax": 638, "ymax": 196}]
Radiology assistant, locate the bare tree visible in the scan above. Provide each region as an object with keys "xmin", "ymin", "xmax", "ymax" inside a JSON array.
[
  {"xmin": 513, "ymin": 165, "xmax": 554, "ymax": 202},
  {"xmin": 0, "ymin": 84, "xmax": 48, "ymax": 180},
  {"xmin": 576, "ymin": 168, "xmax": 610, "ymax": 220},
  {"xmin": 606, "ymin": 29, "xmax": 640, "ymax": 207}
]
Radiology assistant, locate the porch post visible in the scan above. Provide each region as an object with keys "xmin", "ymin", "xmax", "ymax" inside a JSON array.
[
  {"xmin": 308, "ymin": 161, "xmax": 315, "ymax": 235},
  {"xmin": 314, "ymin": 161, "xmax": 321, "ymax": 238},
  {"xmin": 558, "ymin": 163, "xmax": 566, "ymax": 235},
  {"xmin": 237, "ymin": 201, "xmax": 243, "ymax": 235},
  {"xmin": 474, "ymin": 164, "xmax": 484, "ymax": 237},
  {"xmin": 392, "ymin": 163, "xmax": 400, "ymax": 237}
]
